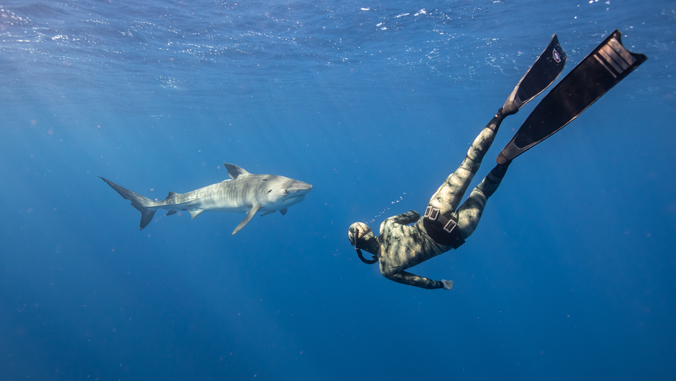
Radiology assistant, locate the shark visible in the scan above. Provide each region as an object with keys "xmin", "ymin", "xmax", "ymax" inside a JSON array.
[{"xmin": 100, "ymin": 163, "xmax": 312, "ymax": 235}]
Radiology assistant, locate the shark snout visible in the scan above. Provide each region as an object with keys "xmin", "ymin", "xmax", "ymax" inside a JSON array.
[{"xmin": 287, "ymin": 181, "xmax": 313, "ymax": 196}]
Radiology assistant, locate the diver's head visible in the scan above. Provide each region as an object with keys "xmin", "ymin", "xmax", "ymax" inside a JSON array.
[
  {"xmin": 348, "ymin": 222, "xmax": 379, "ymax": 264},
  {"xmin": 348, "ymin": 222, "xmax": 373, "ymax": 247}
]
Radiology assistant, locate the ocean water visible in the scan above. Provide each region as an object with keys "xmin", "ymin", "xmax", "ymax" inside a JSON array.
[{"xmin": 1, "ymin": 0, "xmax": 675, "ymax": 379}]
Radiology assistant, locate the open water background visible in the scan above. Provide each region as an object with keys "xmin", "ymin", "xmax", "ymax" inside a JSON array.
[{"xmin": 1, "ymin": 0, "xmax": 675, "ymax": 380}]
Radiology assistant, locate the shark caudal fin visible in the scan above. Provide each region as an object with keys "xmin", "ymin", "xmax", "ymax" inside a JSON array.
[{"xmin": 100, "ymin": 177, "xmax": 156, "ymax": 230}]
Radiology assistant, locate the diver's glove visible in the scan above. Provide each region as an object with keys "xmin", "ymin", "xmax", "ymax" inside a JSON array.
[{"xmin": 441, "ymin": 279, "xmax": 453, "ymax": 290}]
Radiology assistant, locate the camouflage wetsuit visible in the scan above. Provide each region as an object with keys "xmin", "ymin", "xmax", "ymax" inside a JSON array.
[{"xmin": 348, "ymin": 111, "xmax": 510, "ymax": 290}]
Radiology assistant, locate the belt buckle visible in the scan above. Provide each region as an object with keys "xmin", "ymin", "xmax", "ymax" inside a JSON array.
[
  {"xmin": 424, "ymin": 206, "xmax": 440, "ymax": 221},
  {"xmin": 443, "ymin": 219, "xmax": 457, "ymax": 233}
]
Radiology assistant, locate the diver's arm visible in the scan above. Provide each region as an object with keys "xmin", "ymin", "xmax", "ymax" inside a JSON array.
[
  {"xmin": 383, "ymin": 270, "xmax": 445, "ymax": 290},
  {"xmin": 384, "ymin": 210, "xmax": 420, "ymax": 226}
]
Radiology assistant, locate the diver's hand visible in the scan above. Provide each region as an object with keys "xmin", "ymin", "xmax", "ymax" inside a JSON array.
[{"xmin": 441, "ymin": 279, "xmax": 453, "ymax": 290}]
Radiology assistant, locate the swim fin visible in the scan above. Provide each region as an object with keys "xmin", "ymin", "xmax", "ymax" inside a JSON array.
[
  {"xmin": 501, "ymin": 34, "xmax": 568, "ymax": 116},
  {"xmin": 484, "ymin": 34, "xmax": 567, "ymax": 132},
  {"xmin": 497, "ymin": 30, "xmax": 647, "ymax": 164}
]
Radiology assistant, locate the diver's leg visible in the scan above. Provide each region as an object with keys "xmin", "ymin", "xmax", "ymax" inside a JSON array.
[
  {"xmin": 428, "ymin": 111, "xmax": 504, "ymax": 213},
  {"xmin": 456, "ymin": 161, "xmax": 511, "ymax": 239}
]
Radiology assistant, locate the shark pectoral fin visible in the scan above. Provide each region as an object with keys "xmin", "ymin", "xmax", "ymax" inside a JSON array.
[
  {"xmin": 189, "ymin": 209, "xmax": 204, "ymax": 219},
  {"xmin": 232, "ymin": 204, "xmax": 261, "ymax": 235},
  {"xmin": 280, "ymin": 208, "xmax": 288, "ymax": 215},
  {"xmin": 260, "ymin": 210, "xmax": 275, "ymax": 217},
  {"xmin": 166, "ymin": 210, "xmax": 177, "ymax": 216}
]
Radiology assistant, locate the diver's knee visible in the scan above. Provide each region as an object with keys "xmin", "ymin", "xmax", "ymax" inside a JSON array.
[
  {"xmin": 457, "ymin": 215, "xmax": 479, "ymax": 240},
  {"xmin": 456, "ymin": 204, "xmax": 484, "ymax": 239},
  {"xmin": 465, "ymin": 189, "xmax": 487, "ymax": 210}
]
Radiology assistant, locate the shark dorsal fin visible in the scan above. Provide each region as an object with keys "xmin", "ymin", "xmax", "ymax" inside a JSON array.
[
  {"xmin": 166, "ymin": 192, "xmax": 178, "ymax": 199},
  {"xmin": 224, "ymin": 163, "xmax": 251, "ymax": 179}
]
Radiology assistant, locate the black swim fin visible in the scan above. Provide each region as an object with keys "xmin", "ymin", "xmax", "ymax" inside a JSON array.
[
  {"xmin": 501, "ymin": 34, "xmax": 568, "ymax": 116},
  {"xmin": 484, "ymin": 34, "xmax": 567, "ymax": 132},
  {"xmin": 497, "ymin": 30, "xmax": 647, "ymax": 164}
]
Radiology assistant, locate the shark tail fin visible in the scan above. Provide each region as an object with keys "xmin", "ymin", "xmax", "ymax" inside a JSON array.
[{"xmin": 100, "ymin": 177, "xmax": 156, "ymax": 230}]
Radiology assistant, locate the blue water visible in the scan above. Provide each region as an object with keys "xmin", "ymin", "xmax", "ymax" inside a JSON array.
[{"xmin": 2, "ymin": 0, "xmax": 675, "ymax": 379}]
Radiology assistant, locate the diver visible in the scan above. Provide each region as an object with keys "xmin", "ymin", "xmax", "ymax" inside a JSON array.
[{"xmin": 348, "ymin": 30, "xmax": 646, "ymax": 290}]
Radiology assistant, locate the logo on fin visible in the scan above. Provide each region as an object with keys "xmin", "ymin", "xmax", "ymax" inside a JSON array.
[{"xmin": 553, "ymin": 49, "xmax": 562, "ymax": 63}]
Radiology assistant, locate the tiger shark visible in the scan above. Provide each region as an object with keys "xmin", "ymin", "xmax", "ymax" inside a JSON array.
[{"xmin": 100, "ymin": 163, "xmax": 312, "ymax": 235}]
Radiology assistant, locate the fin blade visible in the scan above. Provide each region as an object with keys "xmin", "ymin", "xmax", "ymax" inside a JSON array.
[
  {"xmin": 232, "ymin": 204, "xmax": 261, "ymax": 235},
  {"xmin": 166, "ymin": 210, "xmax": 177, "ymax": 216},
  {"xmin": 498, "ymin": 30, "xmax": 647, "ymax": 164},
  {"xmin": 189, "ymin": 209, "xmax": 204, "ymax": 219},
  {"xmin": 502, "ymin": 33, "xmax": 567, "ymax": 115},
  {"xmin": 280, "ymin": 208, "xmax": 287, "ymax": 215}
]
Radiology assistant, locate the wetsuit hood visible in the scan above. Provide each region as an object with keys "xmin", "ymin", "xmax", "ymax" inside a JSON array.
[{"xmin": 348, "ymin": 222, "xmax": 379, "ymax": 264}]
